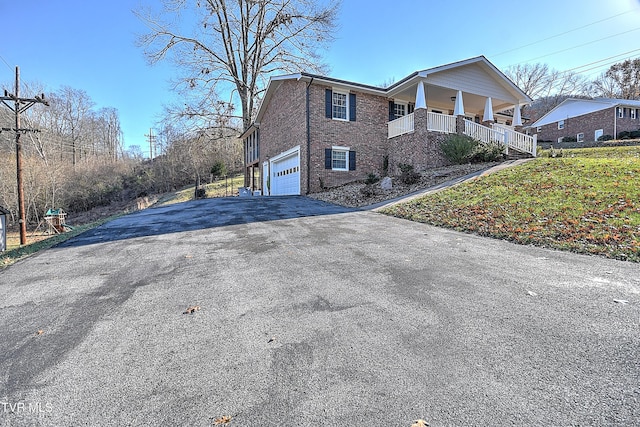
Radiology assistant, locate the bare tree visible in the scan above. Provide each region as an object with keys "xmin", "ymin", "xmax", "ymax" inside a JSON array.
[
  {"xmin": 505, "ymin": 63, "xmax": 552, "ymax": 101},
  {"xmin": 591, "ymin": 58, "xmax": 640, "ymax": 100},
  {"xmin": 53, "ymin": 86, "xmax": 96, "ymax": 165},
  {"xmin": 505, "ymin": 63, "xmax": 588, "ymax": 121},
  {"xmin": 136, "ymin": 0, "xmax": 340, "ymax": 130}
]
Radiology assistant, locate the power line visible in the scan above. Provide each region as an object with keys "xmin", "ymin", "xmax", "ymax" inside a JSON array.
[
  {"xmin": 558, "ymin": 48, "xmax": 640, "ymax": 74},
  {"xmin": 521, "ymin": 27, "xmax": 640, "ymax": 64},
  {"xmin": 490, "ymin": 9, "xmax": 636, "ymax": 58},
  {"xmin": 0, "ymin": 66, "xmax": 49, "ymax": 245},
  {"xmin": 0, "ymin": 53, "xmax": 12, "ymax": 72}
]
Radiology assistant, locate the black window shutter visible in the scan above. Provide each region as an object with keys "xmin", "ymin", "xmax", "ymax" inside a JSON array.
[
  {"xmin": 348, "ymin": 151, "xmax": 356, "ymax": 171},
  {"xmin": 349, "ymin": 93, "xmax": 356, "ymax": 121},
  {"xmin": 325, "ymin": 89, "xmax": 332, "ymax": 118},
  {"xmin": 324, "ymin": 148, "xmax": 332, "ymax": 169},
  {"xmin": 389, "ymin": 101, "xmax": 395, "ymax": 121}
]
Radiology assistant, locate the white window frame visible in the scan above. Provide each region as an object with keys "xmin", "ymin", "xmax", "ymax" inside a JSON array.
[
  {"xmin": 617, "ymin": 107, "xmax": 624, "ymax": 118},
  {"xmin": 595, "ymin": 129, "xmax": 604, "ymax": 141},
  {"xmin": 332, "ymin": 89, "xmax": 349, "ymax": 121},
  {"xmin": 577, "ymin": 132, "xmax": 584, "ymax": 142},
  {"xmin": 536, "ymin": 126, "xmax": 541, "ymax": 133},
  {"xmin": 393, "ymin": 102, "xmax": 407, "ymax": 120},
  {"xmin": 631, "ymin": 109, "xmax": 637, "ymax": 119},
  {"xmin": 558, "ymin": 120, "xmax": 565, "ymax": 130},
  {"xmin": 331, "ymin": 146, "xmax": 350, "ymax": 171},
  {"xmin": 557, "ymin": 137, "xmax": 563, "ymax": 143}
]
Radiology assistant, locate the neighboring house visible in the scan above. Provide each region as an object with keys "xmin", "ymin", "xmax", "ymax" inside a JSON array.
[
  {"xmin": 241, "ymin": 56, "xmax": 535, "ymax": 196},
  {"xmin": 526, "ymin": 98, "xmax": 640, "ymax": 144}
]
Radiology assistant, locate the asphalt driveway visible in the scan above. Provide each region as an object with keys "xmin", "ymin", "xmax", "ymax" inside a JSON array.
[{"xmin": 1, "ymin": 196, "xmax": 638, "ymax": 426}]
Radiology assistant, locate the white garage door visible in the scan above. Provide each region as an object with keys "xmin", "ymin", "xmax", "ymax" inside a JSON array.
[{"xmin": 270, "ymin": 147, "xmax": 300, "ymax": 196}]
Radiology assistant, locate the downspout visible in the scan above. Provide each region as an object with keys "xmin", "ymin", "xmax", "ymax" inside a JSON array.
[
  {"xmin": 614, "ymin": 106, "xmax": 618, "ymax": 138},
  {"xmin": 306, "ymin": 77, "xmax": 314, "ymax": 195}
]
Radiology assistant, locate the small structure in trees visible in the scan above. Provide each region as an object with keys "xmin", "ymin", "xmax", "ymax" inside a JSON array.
[
  {"xmin": 45, "ymin": 208, "xmax": 68, "ymax": 234},
  {"xmin": 0, "ymin": 206, "xmax": 9, "ymax": 252}
]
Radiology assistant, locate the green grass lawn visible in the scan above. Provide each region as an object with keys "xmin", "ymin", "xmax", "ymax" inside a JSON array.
[
  {"xmin": 1, "ymin": 215, "xmax": 121, "ymax": 269},
  {"xmin": 156, "ymin": 174, "xmax": 245, "ymax": 205},
  {"xmin": 382, "ymin": 146, "xmax": 640, "ymax": 262}
]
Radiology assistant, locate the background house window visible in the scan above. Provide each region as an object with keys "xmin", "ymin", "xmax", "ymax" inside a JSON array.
[
  {"xmin": 595, "ymin": 129, "xmax": 604, "ymax": 141},
  {"xmin": 536, "ymin": 126, "xmax": 541, "ymax": 133},
  {"xmin": 632, "ymin": 109, "xmax": 637, "ymax": 119},
  {"xmin": 558, "ymin": 120, "xmax": 565, "ymax": 130},
  {"xmin": 617, "ymin": 107, "xmax": 624, "ymax": 118},
  {"xmin": 332, "ymin": 92, "xmax": 348, "ymax": 120},
  {"xmin": 577, "ymin": 132, "xmax": 584, "ymax": 142},
  {"xmin": 557, "ymin": 137, "xmax": 563, "ymax": 143}
]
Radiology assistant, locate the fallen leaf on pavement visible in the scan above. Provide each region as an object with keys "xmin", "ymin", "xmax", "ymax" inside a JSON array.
[
  {"xmin": 183, "ymin": 305, "xmax": 201, "ymax": 314},
  {"xmin": 35, "ymin": 330, "xmax": 44, "ymax": 335},
  {"xmin": 613, "ymin": 299, "xmax": 629, "ymax": 304},
  {"xmin": 213, "ymin": 415, "xmax": 232, "ymax": 424},
  {"xmin": 411, "ymin": 420, "xmax": 429, "ymax": 427}
]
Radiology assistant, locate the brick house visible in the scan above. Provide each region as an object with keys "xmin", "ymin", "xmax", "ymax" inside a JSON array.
[
  {"xmin": 526, "ymin": 98, "xmax": 640, "ymax": 144},
  {"xmin": 241, "ymin": 56, "xmax": 534, "ymax": 195}
]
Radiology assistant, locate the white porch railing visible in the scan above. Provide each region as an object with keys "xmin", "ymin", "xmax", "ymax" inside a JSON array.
[
  {"xmin": 497, "ymin": 125, "xmax": 537, "ymax": 156},
  {"xmin": 464, "ymin": 120, "xmax": 504, "ymax": 144},
  {"xmin": 427, "ymin": 112, "xmax": 457, "ymax": 134},
  {"xmin": 388, "ymin": 113, "xmax": 414, "ymax": 138},
  {"xmin": 463, "ymin": 119, "xmax": 537, "ymax": 157},
  {"xmin": 388, "ymin": 113, "xmax": 536, "ymax": 156}
]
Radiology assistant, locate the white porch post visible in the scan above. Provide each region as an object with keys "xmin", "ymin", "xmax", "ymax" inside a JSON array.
[
  {"xmin": 415, "ymin": 81, "xmax": 427, "ymax": 109},
  {"xmin": 482, "ymin": 97, "xmax": 494, "ymax": 122},
  {"xmin": 513, "ymin": 103, "xmax": 522, "ymax": 126},
  {"xmin": 453, "ymin": 90, "xmax": 465, "ymax": 116}
]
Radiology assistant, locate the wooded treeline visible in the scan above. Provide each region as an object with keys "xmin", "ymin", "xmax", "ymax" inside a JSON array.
[
  {"xmin": 0, "ymin": 84, "xmax": 241, "ymax": 227},
  {"xmin": 505, "ymin": 58, "xmax": 640, "ymax": 122}
]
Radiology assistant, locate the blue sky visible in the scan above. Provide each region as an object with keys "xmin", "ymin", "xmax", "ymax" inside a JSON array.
[{"xmin": 2, "ymin": 0, "xmax": 640, "ymax": 153}]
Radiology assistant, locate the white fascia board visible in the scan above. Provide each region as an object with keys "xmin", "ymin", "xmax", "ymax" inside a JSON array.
[
  {"xmin": 308, "ymin": 77, "xmax": 386, "ymax": 96},
  {"xmin": 389, "ymin": 56, "xmax": 531, "ymax": 105},
  {"xmin": 529, "ymin": 99, "xmax": 614, "ymax": 128},
  {"xmin": 270, "ymin": 145, "xmax": 301, "ymax": 162}
]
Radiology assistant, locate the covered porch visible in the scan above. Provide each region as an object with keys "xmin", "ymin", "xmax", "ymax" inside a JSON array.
[{"xmin": 385, "ymin": 57, "xmax": 536, "ymax": 157}]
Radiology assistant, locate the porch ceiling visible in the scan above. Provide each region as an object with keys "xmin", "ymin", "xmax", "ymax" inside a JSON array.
[{"xmin": 392, "ymin": 83, "xmax": 514, "ymax": 115}]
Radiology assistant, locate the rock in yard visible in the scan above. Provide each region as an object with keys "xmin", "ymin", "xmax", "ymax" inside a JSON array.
[{"xmin": 380, "ymin": 176, "xmax": 393, "ymax": 190}]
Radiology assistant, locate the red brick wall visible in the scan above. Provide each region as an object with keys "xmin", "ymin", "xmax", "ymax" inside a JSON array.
[
  {"xmin": 258, "ymin": 79, "xmax": 308, "ymax": 190},
  {"xmin": 535, "ymin": 107, "xmax": 640, "ymax": 143},
  {"xmin": 257, "ymin": 80, "xmax": 391, "ymax": 193},
  {"xmin": 388, "ymin": 109, "xmax": 450, "ymax": 175},
  {"xmin": 308, "ymin": 84, "xmax": 389, "ymax": 192}
]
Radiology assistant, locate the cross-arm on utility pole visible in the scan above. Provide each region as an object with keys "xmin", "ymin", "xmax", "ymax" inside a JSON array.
[
  {"xmin": 145, "ymin": 128, "xmax": 156, "ymax": 162},
  {"xmin": 0, "ymin": 66, "xmax": 49, "ymax": 245}
]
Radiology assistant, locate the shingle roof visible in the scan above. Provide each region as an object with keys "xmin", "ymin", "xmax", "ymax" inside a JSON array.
[{"xmin": 529, "ymin": 98, "xmax": 640, "ymax": 128}]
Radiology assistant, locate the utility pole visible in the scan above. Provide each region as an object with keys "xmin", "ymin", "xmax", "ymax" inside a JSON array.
[
  {"xmin": 145, "ymin": 128, "xmax": 156, "ymax": 162},
  {"xmin": 0, "ymin": 66, "xmax": 49, "ymax": 245}
]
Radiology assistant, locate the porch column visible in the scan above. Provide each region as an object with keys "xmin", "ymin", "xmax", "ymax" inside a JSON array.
[
  {"xmin": 456, "ymin": 115, "xmax": 466, "ymax": 135},
  {"xmin": 453, "ymin": 90, "xmax": 465, "ymax": 116},
  {"xmin": 482, "ymin": 97, "xmax": 495, "ymax": 127},
  {"xmin": 415, "ymin": 81, "xmax": 427, "ymax": 109},
  {"xmin": 513, "ymin": 103, "xmax": 523, "ymax": 126}
]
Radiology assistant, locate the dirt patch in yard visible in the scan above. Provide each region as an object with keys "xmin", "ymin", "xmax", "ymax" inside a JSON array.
[{"xmin": 308, "ymin": 162, "xmax": 500, "ymax": 208}]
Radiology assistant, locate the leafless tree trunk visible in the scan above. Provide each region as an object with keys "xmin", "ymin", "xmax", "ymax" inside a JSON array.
[{"xmin": 136, "ymin": 0, "xmax": 340, "ymax": 130}]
